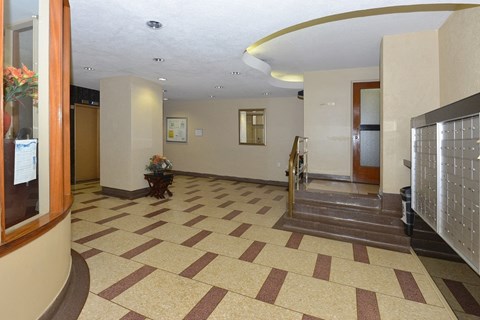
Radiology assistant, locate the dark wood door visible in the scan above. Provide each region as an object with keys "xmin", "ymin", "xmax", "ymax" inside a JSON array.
[{"xmin": 352, "ymin": 81, "xmax": 380, "ymax": 184}]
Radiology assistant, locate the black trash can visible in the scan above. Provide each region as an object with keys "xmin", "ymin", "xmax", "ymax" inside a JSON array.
[{"xmin": 400, "ymin": 186, "xmax": 414, "ymax": 236}]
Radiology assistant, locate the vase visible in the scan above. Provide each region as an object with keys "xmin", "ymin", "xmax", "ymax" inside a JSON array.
[{"xmin": 3, "ymin": 109, "xmax": 11, "ymax": 137}]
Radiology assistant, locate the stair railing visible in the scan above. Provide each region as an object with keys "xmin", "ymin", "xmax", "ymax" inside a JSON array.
[{"xmin": 288, "ymin": 136, "xmax": 308, "ymax": 217}]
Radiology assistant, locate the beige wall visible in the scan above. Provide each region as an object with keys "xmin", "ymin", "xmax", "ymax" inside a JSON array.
[
  {"xmin": 439, "ymin": 6, "xmax": 480, "ymax": 106},
  {"xmin": 303, "ymin": 67, "xmax": 379, "ymax": 177},
  {"xmin": 100, "ymin": 76, "xmax": 163, "ymax": 191},
  {"xmin": 381, "ymin": 30, "xmax": 440, "ymax": 194},
  {"xmin": 0, "ymin": 215, "xmax": 71, "ymax": 320},
  {"xmin": 164, "ymin": 97, "xmax": 303, "ymax": 182}
]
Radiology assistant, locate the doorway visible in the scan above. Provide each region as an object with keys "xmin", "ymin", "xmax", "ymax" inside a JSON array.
[
  {"xmin": 352, "ymin": 81, "xmax": 380, "ymax": 184},
  {"xmin": 74, "ymin": 104, "xmax": 99, "ymax": 182}
]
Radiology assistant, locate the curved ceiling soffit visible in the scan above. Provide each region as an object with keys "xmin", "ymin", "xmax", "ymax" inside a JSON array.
[{"xmin": 242, "ymin": 3, "xmax": 477, "ymax": 88}]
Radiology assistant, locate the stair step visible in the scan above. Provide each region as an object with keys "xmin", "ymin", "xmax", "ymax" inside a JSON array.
[
  {"xmin": 294, "ymin": 203, "xmax": 403, "ymax": 228},
  {"xmin": 277, "ymin": 214, "xmax": 411, "ymax": 253},
  {"xmin": 277, "ymin": 216, "xmax": 410, "ymax": 253},
  {"xmin": 296, "ymin": 190, "xmax": 382, "ymax": 210}
]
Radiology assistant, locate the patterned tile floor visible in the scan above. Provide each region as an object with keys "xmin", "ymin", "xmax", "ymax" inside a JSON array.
[{"xmin": 72, "ymin": 175, "xmax": 456, "ymax": 320}]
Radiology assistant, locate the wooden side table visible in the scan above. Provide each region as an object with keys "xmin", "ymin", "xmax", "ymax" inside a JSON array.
[{"xmin": 144, "ymin": 172, "xmax": 174, "ymax": 199}]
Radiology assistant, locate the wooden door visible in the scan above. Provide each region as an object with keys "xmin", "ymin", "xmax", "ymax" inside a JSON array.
[
  {"xmin": 74, "ymin": 104, "xmax": 99, "ymax": 182},
  {"xmin": 352, "ymin": 81, "xmax": 380, "ymax": 184}
]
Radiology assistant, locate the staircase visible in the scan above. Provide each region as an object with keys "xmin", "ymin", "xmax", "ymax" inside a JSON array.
[{"xmin": 275, "ymin": 189, "xmax": 412, "ymax": 253}]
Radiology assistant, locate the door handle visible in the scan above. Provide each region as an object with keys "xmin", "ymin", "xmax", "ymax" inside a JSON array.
[{"xmin": 354, "ymin": 134, "xmax": 359, "ymax": 140}]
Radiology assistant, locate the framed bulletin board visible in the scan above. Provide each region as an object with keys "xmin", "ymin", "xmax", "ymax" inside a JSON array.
[{"xmin": 166, "ymin": 117, "xmax": 188, "ymax": 142}]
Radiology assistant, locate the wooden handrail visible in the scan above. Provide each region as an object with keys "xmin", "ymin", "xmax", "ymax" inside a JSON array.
[{"xmin": 287, "ymin": 136, "xmax": 308, "ymax": 217}]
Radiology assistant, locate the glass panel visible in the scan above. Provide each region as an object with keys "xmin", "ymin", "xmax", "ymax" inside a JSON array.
[
  {"xmin": 360, "ymin": 88, "xmax": 380, "ymax": 125},
  {"xmin": 4, "ymin": 0, "xmax": 41, "ymax": 229},
  {"xmin": 239, "ymin": 109, "xmax": 266, "ymax": 145},
  {"xmin": 360, "ymin": 131, "xmax": 380, "ymax": 167}
]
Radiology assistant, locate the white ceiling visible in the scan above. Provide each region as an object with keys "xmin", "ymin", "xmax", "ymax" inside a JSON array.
[{"xmin": 69, "ymin": 0, "xmax": 480, "ymax": 101}]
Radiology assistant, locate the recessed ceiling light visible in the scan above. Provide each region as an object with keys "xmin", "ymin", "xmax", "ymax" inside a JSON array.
[
  {"xmin": 263, "ymin": 92, "xmax": 271, "ymax": 96},
  {"xmin": 231, "ymin": 71, "xmax": 241, "ymax": 75},
  {"xmin": 146, "ymin": 20, "xmax": 162, "ymax": 29},
  {"xmin": 163, "ymin": 97, "xmax": 169, "ymax": 101},
  {"xmin": 158, "ymin": 77, "xmax": 167, "ymax": 81},
  {"xmin": 83, "ymin": 67, "xmax": 94, "ymax": 71},
  {"xmin": 214, "ymin": 85, "xmax": 224, "ymax": 89},
  {"xmin": 153, "ymin": 58, "xmax": 165, "ymax": 62},
  {"xmin": 210, "ymin": 95, "xmax": 215, "ymax": 99}
]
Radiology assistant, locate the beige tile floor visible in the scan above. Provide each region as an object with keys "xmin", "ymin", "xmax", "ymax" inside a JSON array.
[{"xmin": 72, "ymin": 175, "xmax": 455, "ymax": 320}]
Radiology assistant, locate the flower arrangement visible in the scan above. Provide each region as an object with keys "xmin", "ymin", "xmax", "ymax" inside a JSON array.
[
  {"xmin": 3, "ymin": 64, "xmax": 38, "ymax": 104},
  {"xmin": 146, "ymin": 154, "xmax": 173, "ymax": 174}
]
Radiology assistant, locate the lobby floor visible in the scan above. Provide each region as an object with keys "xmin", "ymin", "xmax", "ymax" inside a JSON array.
[{"xmin": 71, "ymin": 175, "xmax": 456, "ymax": 320}]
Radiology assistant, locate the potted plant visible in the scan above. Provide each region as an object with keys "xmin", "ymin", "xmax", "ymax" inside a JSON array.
[{"xmin": 145, "ymin": 154, "xmax": 173, "ymax": 175}]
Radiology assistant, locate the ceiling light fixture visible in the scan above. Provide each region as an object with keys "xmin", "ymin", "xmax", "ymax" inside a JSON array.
[
  {"xmin": 210, "ymin": 95, "xmax": 215, "ymax": 99},
  {"xmin": 231, "ymin": 71, "xmax": 241, "ymax": 75},
  {"xmin": 263, "ymin": 92, "xmax": 271, "ymax": 96},
  {"xmin": 214, "ymin": 85, "xmax": 224, "ymax": 89},
  {"xmin": 158, "ymin": 77, "xmax": 167, "ymax": 81},
  {"xmin": 146, "ymin": 20, "xmax": 162, "ymax": 29},
  {"xmin": 83, "ymin": 67, "xmax": 94, "ymax": 71},
  {"xmin": 153, "ymin": 58, "xmax": 165, "ymax": 62},
  {"xmin": 163, "ymin": 97, "xmax": 169, "ymax": 101}
]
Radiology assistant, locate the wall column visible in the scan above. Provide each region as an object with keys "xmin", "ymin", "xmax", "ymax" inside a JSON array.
[{"xmin": 100, "ymin": 76, "xmax": 163, "ymax": 197}]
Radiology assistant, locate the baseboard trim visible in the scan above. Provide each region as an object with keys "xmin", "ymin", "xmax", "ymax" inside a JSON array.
[
  {"xmin": 39, "ymin": 250, "xmax": 90, "ymax": 320},
  {"xmin": 101, "ymin": 186, "xmax": 150, "ymax": 199},
  {"xmin": 308, "ymin": 173, "xmax": 351, "ymax": 182},
  {"xmin": 172, "ymin": 170, "xmax": 287, "ymax": 187}
]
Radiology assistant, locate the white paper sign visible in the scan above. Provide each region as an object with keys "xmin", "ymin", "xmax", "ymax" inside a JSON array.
[{"xmin": 14, "ymin": 139, "xmax": 37, "ymax": 185}]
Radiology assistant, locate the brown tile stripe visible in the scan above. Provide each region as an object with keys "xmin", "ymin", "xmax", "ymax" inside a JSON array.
[
  {"xmin": 256, "ymin": 184, "xmax": 266, "ymax": 188},
  {"xmin": 121, "ymin": 238, "xmax": 163, "ymax": 259},
  {"xmin": 444, "ymin": 278, "xmax": 480, "ymax": 316},
  {"xmin": 215, "ymin": 193, "xmax": 229, "ymax": 199},
  {"xmin": 394, "ymin": 269, "xmax": 426, "ymax": 303},
  {"xmin": 185, "ymin": 196, "xmax": 203, "ymax": 203},
  {"xmin": 256, "ymin": 206, "xmax": 272, "ymax": 215},
  {"xmin": 184, "ymin": 215, "xmax": 208, "ymax": 227},
  {"xmin": 96, "ymin": 212, "xmax": 130, "ymax": 224},
  {"xmin": 229, "ymin": 223, "xmax": 252, "ymax": 237},
  {"xmin": 184, "ymin": 204, "xmax": 205, "ymax": 213},
  {"xmin": 134, "ymin": 220, "xmax": 167, "ymax": 235},
  {"xmin": 144, "ymin": 208, "xmax": 170, "ymax": 218},
  {"xmin": 239, "ymin": 241, "xmax": 266, "ymax": 262},
  {"xmin": 264, "ymin": 189, "xmax": 274, "ymax": 194},
  {"xmin": 82, "ymin": 196, "xmax": 110, "ymax": 204},
  {"xmin": 93, "ymin": 191, "xmax": 103, "ymax": 195},
  {"xmin": 313, "ymin": 254, "xmax": 332, "ymax": 281},
  {"xmin": 120, "ymin": 311, "xmax": 146, "ymax": 320},
  {"xmin": 72, "ymin": 205, "xmax": 97, "ymax": 214},
  {"xmin": 218, "ymin": 200, "xmax": 234, "ymax": 208},
  {"xmin": 110, "ymin": 201, "xmax": 137, "ymax": 211},
  {"xmin": 72, "ymin": 191, "xmax": 84, "ymax": 195},
  {"xmin": 75, "ymin": 227, "xmax": 118, "ymax": 244},
  {"xmin": 183, "ymin": 286, "xmax": 228, "ymax": 320},
  {"xmin": 353, "ymin": 243, "xmax": 370, "ymax": 264},
  {"xmin": 186, "ymin": 184, "xmax": 200, "ymax": 189},
  {"xmin": 356, "ymin": 288, "xmax": 381, "ymax": 320},
  {"xmin": 286, "ymin": 232, "xmax": 304, "ymax": 249},
  {"xmin": 248, "ymin": 198, "xmax": 261, "ymax": 204},
  {"xmin": 212, "ymin": 187, "xmax": 224, "ymax": 192},
  {"xmin": 149, "ymin": 199, "xmax": 170, "ymax": 206},
  {"xmin": 235, "ymin": 186, "xmax": 246, "ymax": 190},
  {"xmin": 241, "ymin": 191, "xmax": 253, "ymax": 196},
  {"xmin": 256, "ymin": 268, "xmax": 288, "ymax": 304},
  {"xmin": 185, "ymin": 189, "xmax": 200, "ymax": 195},
  {"xmin": 273, "ymin": 195, "xmax": 284, "ymax": 201},
  {"xmin": 182, "ymin": 230, "xmax": 212, "ymax": 247},
  {"xmin": 210, "ymin": 183, "xmax": 221, "ymax": 187},
  {"xmin": 80, "ymin": 248, "xmax": 102, "ymax": 259},
  {"xmin": 98, "ymin": 265, "xmax": 156, "ymax": 300},
  {"xmin": 180, "ymin": 252, "xmax": 218, "ymax": 279},
  {"xmin": 302, "ymin": 315, "xmax": 324, "ymax": 320},
  {"xmin": 222, "ymin": 210, "xmax": 242, "ymax": 220},
  {"xmin": 71, "ymin": 218, "xmax": 82, "ymax": 223}
]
